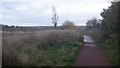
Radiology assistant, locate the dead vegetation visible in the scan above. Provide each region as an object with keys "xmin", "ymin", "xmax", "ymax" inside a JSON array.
[{"xmin": 2, "ymin": 30, "xmax": 83, "ymax": 66}]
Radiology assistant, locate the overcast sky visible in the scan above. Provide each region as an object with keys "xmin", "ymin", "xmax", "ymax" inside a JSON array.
[{"xmin": 0, "ymin": 0, "xmax": 111, "ymax": 26}]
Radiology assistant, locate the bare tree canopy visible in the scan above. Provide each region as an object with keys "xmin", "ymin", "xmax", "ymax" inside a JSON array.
[{"xmin": 52, "ymin": 6, "xmax": 58, "ymax": 28}]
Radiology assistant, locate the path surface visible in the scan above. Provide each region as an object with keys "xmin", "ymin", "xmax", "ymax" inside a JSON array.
[{"xmin": 75, "ymin": 35, "xmax": 111, "ymax": 66}]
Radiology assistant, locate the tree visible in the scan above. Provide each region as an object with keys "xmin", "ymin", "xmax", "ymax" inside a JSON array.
[
  {"xmin": 62, "ymin": 21, "xmax": 75, "ymax": 30},
  {"xmin": 100, "ymin": 2, "xmax": 118, "ymax": 34},
  {"xmin": 99, "ymin": 2, "xmax": 119, "ymax": 41},
  {"xmin": 86, "ymin": 20, "xmax": 92, "ymax": 30},
  {"xmin": 86, "ymin": 18, "xmax": 100, "ymax": 30},
  {"xmin": 52, "ymin": 6, "xmax": 58, "ymax": 28}
]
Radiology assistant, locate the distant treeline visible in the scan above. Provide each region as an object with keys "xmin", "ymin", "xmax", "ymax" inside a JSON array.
[
  {"xmin": 1, "ymin": 24, "xmax": 85, "ymax": 31},
  {"xmin": 1, "ymin": 24, "xmax": 58, "ymax": 31}
]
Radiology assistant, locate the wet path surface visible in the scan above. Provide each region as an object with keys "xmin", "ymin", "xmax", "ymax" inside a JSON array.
[{"xmin": 75, "ymin": 35, "xmax": 111, "ymax": 66}]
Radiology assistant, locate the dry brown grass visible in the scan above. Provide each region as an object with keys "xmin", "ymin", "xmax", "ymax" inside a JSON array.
[{"xmin": 2, "ymin": 30, "xmax": 83, "ymax": 66}]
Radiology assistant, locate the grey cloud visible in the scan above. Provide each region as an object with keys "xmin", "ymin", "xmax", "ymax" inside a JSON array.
[{"xmin": 1, "ymin": 0, "xmax": 111, "ymax": 26}]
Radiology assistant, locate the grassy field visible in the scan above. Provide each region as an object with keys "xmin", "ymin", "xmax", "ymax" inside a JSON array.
[{"xmin": 2, "ymin": 30, "xmax": 83, "ymax": 66}]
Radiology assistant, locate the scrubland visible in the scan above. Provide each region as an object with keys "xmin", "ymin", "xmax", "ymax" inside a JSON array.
[{"xmin": 2, "ymin": 30, "xmax": 83, "ymax": 66}]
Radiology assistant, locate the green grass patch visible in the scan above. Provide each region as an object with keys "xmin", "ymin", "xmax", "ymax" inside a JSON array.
[
  {"xmin": 45, "ymin": 42, "xmax": 81, "ymax": 66},
  {"xmin": 16, "ymin": 41, "xmax": 81, "ymax": 66}
]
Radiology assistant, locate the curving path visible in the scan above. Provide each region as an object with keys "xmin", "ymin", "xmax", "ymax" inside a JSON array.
[{"xmin": 75, "ymin": 35, "xmax": 111, "ymax": 66}]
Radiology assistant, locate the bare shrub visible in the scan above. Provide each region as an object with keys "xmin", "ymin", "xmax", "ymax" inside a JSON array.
[{"xmin": 62, "ymin": 21, "xmax": 76, "ymax": 30}]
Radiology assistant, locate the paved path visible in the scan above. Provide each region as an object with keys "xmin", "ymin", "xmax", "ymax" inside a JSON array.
[{"xmin": 75, "ymin": 35, "xmax": 111, "ymax": 66}]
